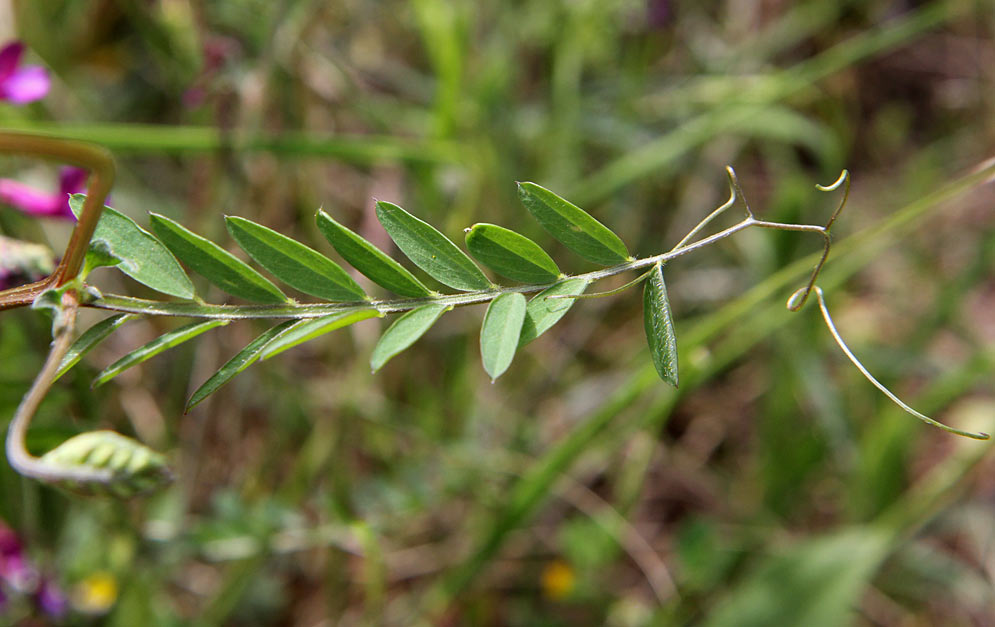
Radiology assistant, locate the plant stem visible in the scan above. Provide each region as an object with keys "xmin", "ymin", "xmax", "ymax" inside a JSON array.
[
  {"xmin": 0, "ymin": 131, "xmax": 114, "ymax": 310},
  {"xmin": 5, "ymin": 290, "xmax": 115, "ymax": 484},
  {"xmin": 86, "ymin": 217, "xmax": 788, "ymax": 319}
]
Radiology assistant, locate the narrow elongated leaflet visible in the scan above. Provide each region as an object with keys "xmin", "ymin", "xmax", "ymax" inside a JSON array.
[
  {"xmin": 316, "ymin": 209, "xmax": 433, "ymax": 298},
  {"xmin": 185, "ymin": 320, "xmax": 297, "ymax": 412},
  {"xmin": 149, "ymin": 213, "xmax": 288, "ymax": 304},
  {"xmin": 260, "ymin": 309, "xmax": 382, "ymax": 359},
  {"xmin": 517, "ymin": 182, "xmax": 629, "ymax": 266},
  {"xmin": 94, "ymin": 319, "xmax": 229, "ymax": 387},
  {"xmin": 225, "ymin": 216, "xmax": 367, "ymax": 301},
  {"xmin": 370, "ymin": 303, "xmax": 449, "ymax": 372},
  {"xmin": 55, "ymin": 314, "xmax": 136, "ymax": 381},
  {"xmin": 465, "ymin": 223, "xmax": 561, "ymax": 284},
  {"xmin": 480, "ymin": 292, "xmax": 527, "ymax": 381},
  {"xmin": 375, "ymin": 200, "xmax": 492, "ymax": 291},
  {"xmin": 69, "ymin": 195, "xmax": 195, "ymax": 299},
  {"xmin": 518, "ymin": 278, "xmax": 588, "ymax": 347},
  {"xmin": 643, "ymin": 264, "xmax": 679, "ymax": 387}
]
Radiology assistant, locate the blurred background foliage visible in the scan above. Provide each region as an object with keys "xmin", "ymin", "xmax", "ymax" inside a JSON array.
[{"xmin": 1, "ymin": 0, "xmax": 994, "ymax": 624}]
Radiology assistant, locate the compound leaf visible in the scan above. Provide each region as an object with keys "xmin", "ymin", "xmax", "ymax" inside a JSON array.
[
  {"xmin": 185, "ymin": 320, "xmax": 297, "ymax": 412},
  {"xmin": 316, "ymin": 209, "xmax": 433, "ymax": 298},
  {"xmin": 94, "ymin": 319, "xmax": 229, "ymax": 387},
  {"xmin": 55, "ymin": 314, "xmax": 136, "ymax": 382},
  {"xmin": 370, "ymin": 303, "xmax": 449, "ymax": 372},
  {"xmin": 518, "ymin": 278, "xmax": 589, "ymax": 347},
  {"xmin": 465, "ymin": 223, "xmax": 560, "ymax": 284},
  {"xmin": 643, "ymin": 264, "xmax": 678, "ymax": 387},
  {"xmin": 375, "ymin": 200, "xmax": 492, "ymax": 291},
  {"xmin": 517, "ymin": 182, "xmax": 629, "ymax": 266},
  {"xmin": 70, "ymin": 195, "xmax": 195, "ymax": 299},
  {"xmin": 149, "ymin": 213, "xmax": 288, "ymax": 304},
  {"xmin": 260, "ymin": 309, "xmax": 382, "ymax": 359},
  {"xmin": 480, "ymin": 292, "xmax": 527, "ymax": 381},
  {"xmin": 226, "ymin": 216, "xmax": 367, "ymax": 301}
]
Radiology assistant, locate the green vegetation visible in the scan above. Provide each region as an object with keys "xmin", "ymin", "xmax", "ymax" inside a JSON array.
[{"xmin": 0, "ymin": 1, "xmax": 993, "ymax": 624}]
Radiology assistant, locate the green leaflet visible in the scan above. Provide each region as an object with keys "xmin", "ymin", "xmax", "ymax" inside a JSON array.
[
  {"xmin": 69, "ymin": 195, "xmax": 195, "ymax": 299},
  {"xmin": 517, "ymin": 182, "xmax": 629, "ymax": 266},
  {"xmin": 260, "ymin": 309, "xmax": 382, "ymax": 359},
  {"xmin": 315, "ymin": 209, "xmax": 433, "ymax": 298},
  {"xmin": 465, "ymin": 223, "xmax": 561, "ymax": 284},
  {"xmin": 370, "ymin": 303, "xmax": 449, "ymax": 372},
  {"xmin": 93, "ymin": 319, "xmax": 229, "ymax": 387},
  {"xmin": 518, "ymin": 278, "xmax": 588, "ymax": 347},
  {"xmin": 55, "ymin": 314, "xmax": 136, "ymax": 382},
  {"xmin": 225, "ymin": 216, "xmax": 367, "ymax": 301},
  {"xmin": 185, "ymin": 320, "xmax": 297, "ymax": 412},
  {"xmin": 375, "ymin": 200, "xmax": 492, "ymax": 291},
  {"xmin": 149, "ymin": 213, "xmax": 289, "ymax": 304},
  {"xmin": 480, "ymin": 292, "xmax": 527, "ymax": 381},
  {"xmin": 643, "ymin": 264, "xmax": 679, "ymax": 387},
  {"xmin": 39, "ymin": 430, "xmax": 172, "ymax": 497}
]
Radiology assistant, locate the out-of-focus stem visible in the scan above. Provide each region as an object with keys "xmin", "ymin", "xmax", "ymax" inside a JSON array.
[{"xmin": 0, "ymin": 131, "xmax": 114, "ymax": 309}]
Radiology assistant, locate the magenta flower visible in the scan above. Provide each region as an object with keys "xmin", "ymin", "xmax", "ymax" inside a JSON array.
[
  {"xmin": 0, "ymin": 167, "xmax": 87, "ymax": 220},
  {"xmin": 0, "ymin": 41, "xmax": 50, "ymax": 104},
  {"xmin": 0, "ymin": 519, "xmax": 66, "ymax": 620}
]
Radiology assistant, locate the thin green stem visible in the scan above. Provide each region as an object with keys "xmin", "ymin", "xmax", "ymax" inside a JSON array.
[
  {"xmin": 548, "ymin": 267, "xmax": 656, "ymax": 300},
  {"xmin": 86, "ymin": 218, "xmax": 762, "ymax": 319}
]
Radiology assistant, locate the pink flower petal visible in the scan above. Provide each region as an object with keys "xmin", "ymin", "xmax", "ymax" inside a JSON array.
[
  {"xmin": 0, "ymin": 179, "xmax": 61, "ymax": 216},
  {"xmin": 0, "ymin": 42, "xmax": 24, "ymax": 82},
  {"xmin": 0, "ymin": 65, "xmax": 51, "ymax": 104}
]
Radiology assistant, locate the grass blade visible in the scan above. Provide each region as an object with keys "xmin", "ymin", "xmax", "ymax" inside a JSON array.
[
  {"xmin": 94, "ymin": 319, "xmax": 229, "ymax": 387},
  {"xmin": 370, "ymin": 303, "xmax": 449, "ymax": 372},
  {"xmin": 69, "ymin": 196, "xmax": 195, "ymax": 299},
  {"xmin": 225, "ymin": 216, "xmax": 367, "ymax": 301},
  {"xmin": 465, "ymin": 223, "xmax": 561, "ymax": 284},
  {"xmin": 703, "ymin": 528, "xmax": 890, "ymax": 627},
  {"xmin": 375, "ymin": 200, "xmax": 492, "ymax": 291},
  {"xmin": 519, "ymin": 278, "xmax": 589, "ymax": 347},
  {"xmin": 55, "ymin": 314, "xmax": 136, "ymax": 382},
  {"xmin": 517, "ymin": 182, "xmax": 629, "ymax": 266},
  {"xmin": 185, "ymin": 320, "xmax": 297, "ymax": 412},
  {"xmin": 480, "ymin": 292, "xmax": 527, "ymax": 381},
  {"xmin": 643, "ymin": 264, "xmax": 679, "ymax": 387},
  {"xmin": 149, "ymin": 213, "xmax": 288, "ymax": 304},
  {"xmin": 316, "ymin": 209, "xmax": 433, "ymax": 298},
  {"xmin": 260, "ymin": 310, "xmax": 382, "ymax": 360}
]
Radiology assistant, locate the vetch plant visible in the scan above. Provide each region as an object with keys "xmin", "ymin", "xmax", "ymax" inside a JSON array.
[{"xmin": 0, "ymin": 130, "xmax": 988, "ymax": 497}]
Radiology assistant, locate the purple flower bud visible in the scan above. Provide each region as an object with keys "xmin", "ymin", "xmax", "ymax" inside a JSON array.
[{"xmin": 0, "ymin": 41, "xmax": 51, "ymax": 104}]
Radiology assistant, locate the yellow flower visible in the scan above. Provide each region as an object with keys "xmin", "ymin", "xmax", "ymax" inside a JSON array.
[
  {"xmin": 71, "ymin": 571, "xmax": 118, "ymax": 614},
  {"xmin": 541, "ymin": 560, "xmax": 575, "ymax": 600}
]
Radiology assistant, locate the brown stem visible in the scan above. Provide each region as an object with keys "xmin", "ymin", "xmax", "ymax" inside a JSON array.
[{"xmin": 0, "ymin": 131, "xmax": 115, "ymax": 309}]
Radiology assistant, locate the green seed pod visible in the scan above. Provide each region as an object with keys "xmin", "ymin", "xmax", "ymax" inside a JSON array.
[{"xmin": 39, "ymin": 431, "xmax": 172, "ymax": 497}]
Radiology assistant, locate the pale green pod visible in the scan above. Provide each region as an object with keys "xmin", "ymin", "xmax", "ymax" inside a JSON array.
[{"xmin": 39, "ymin": 431, "xmax": 173, "ymax": 497}]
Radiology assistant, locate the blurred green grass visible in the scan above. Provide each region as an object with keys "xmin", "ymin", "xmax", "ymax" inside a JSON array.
[{"xmin": 1, "ymin": 0, "xmax": 994, "ymax": 625}]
